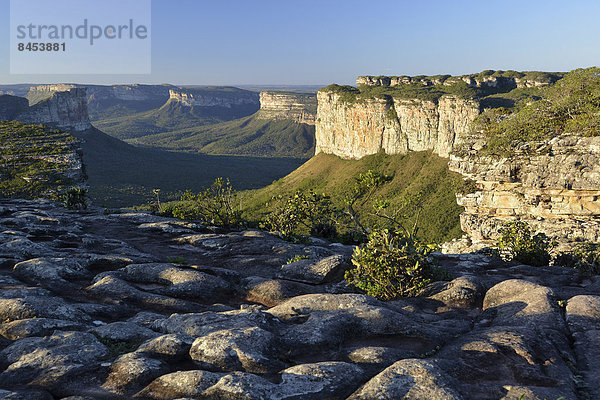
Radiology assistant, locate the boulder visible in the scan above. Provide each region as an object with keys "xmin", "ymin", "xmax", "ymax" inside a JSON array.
[
  {"xmin": 103, "ymin": 352, "xmax": 169, "ymax": 395},
  {"xmin": 348, "ymin": 359, "xmax": 461, "ymax": 400},
  {"xmin": 134, "ymin": 370, "xmax": 223, "ymax": 399},
  {"xmin": 0, "ymin": 331, "xmax": 108, "ymax": 394},
  {"xmin": 189, "ymin": 327, "xmax": 283, "ymax": 374},
  {"xmin": 277, "ymin": 255, "xmax": 350, "ymax": 284}
]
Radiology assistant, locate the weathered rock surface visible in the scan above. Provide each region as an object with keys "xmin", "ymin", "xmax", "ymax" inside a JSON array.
[
  {"xmin": 17, "ymin": 88, "xmax": 91, "ymax": 131},
  {"xmin": 450, "ymin": 135, "xmax": 600, "ymax": 250},
  {"xmin": 0, "ymin": 199, "xmax": 597, "ymax": 399},
  {"xmin": 315, "ymin": 90, "xmax": 480, "ymax": 159},
  {"xmin": 169, "ymin": 88, "xmax": 259, "ymax": 109},
  {"xmin": 257, "ymin": 91, "xmax": 317, "ymax": 125}
]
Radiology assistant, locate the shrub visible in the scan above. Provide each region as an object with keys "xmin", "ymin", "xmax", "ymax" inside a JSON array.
[
  {"xmin": 555, "ymin": 242, "xmax": 600, "ymax": 276},
  {"xmin": 263, "ymin": 189, "xmax": 335, "ymax": 241},
  {"xmin": 345, "ymin": 229, "xmax": 441, "ymax": 300},
  {"xmin": 171, "ymin": 178, "xmax": 243, "ymax": 229},
  {"xmin": 497, "ymin": 219, "xmax": 555, "ymax": 266},
  {"xmin": 62, "ymin": 187, "xmax": 88, "ymax": 210}
]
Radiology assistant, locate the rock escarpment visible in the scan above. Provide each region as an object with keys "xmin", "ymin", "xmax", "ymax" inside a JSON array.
[
  {"xmin": 0, "ymin": 199, "xmax": 598, "ymax": 399},
  {"xmin": 17, "ymin": 88, "xmax": 92, "ymax": 131},
  {"xmin": 0, "ymin": 88, "xmax": 92, "ymax": 132},
  {"xmin": 315, "ymin": 71, "xmax": 600, "ymax": 250},
  {"xmin": 168, "ymin": 88, "xmax": 259, "ymax": 109},
  {"xmin": 448, "ymin": 135, "xmax": 600, "ymax": 249},
  {"xmin": 315, "ymin": 91, "xmax": 480, "ymax": 158},
  {"xmin": 257, "ymin": 91, "xmax": 317, "ymax": 125},
  {"xmin": 27, "ymin": 84, "xmax": 174, "ymax": 106},
  {"xmin": 0, "ymin": 121, "xmax": 85, "ymax": 198}
]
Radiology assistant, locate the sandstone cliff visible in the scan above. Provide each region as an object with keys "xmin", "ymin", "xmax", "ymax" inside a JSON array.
[
  {"xmin": 168, "ymin": 88, "xmax": 259, "ymax": 108},
  {"xmin": 315, "ymin": 91, "xmax": 480, "ymax": 158},
  {"xmin": 448, "ymin": 135, "xmax": 600, "ymax": 249},
  {"xmin": 257, "ymin": 91, "xmax": 317, "ymax": 125},
  {"xmin": 27, "ymin": 84, "xmax": 174, "ymax": 106},
  {"xmin": 315, "ymin": 71, "xmax": 600, "ymax": 250},
  {"xmin": 17, "ymin": 88, "xmax": 91, "ymax": 131}
]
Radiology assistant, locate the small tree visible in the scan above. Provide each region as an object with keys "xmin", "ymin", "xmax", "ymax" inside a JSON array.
[
  {"xmin": 497, "ymin": 219, "xmax": 554, "ymax": 266},
  {"xmin": 345, "ymin": 228, "xmax": 440, "ymax": 300}
]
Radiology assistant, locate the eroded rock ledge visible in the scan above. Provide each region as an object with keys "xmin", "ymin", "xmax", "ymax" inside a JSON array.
[
  {"xmin": 0, "ymin": 199, "xmax": 598, "ymax": 399},
  {"xmin": 449, "ymin": 135, "xmax": 600, "ymax": 250}
]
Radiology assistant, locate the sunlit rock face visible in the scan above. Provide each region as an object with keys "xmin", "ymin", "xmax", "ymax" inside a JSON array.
[
  {"xmin": 18, "ymin": 88, "xmax": 92, "ymax": 131},
  {"xmin": 315, "ymin": 90, "xmax": 479, "ymax": 159},
  {"xmin": 257, "ymin": 91, "xmax": 317, "ymax": 125},
  {"xmin": 168, "ymin": 88, "xmax": 259, "ymax": 109},
  {"xmin": 449, "ymin": 135, "xmax": 600, "ymax": 249}
]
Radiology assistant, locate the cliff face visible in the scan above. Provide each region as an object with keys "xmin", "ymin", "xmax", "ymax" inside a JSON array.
[
  {"xmin": 315, "ymin": 72, "xmax": 600, "ymax": 250},
  {"xmin": 27, "ymin": 84, "xmax": 173, "ymax": 105},
  {"xmin": 169, "ymin": 88, "xmax": 259, "ymax": 108},
  {"xmin": 257, "ymin": 91, "xmax": 317, "ymax": 125},
  {"xmin": 315, "ymin": 91, "xmax": 480, "ymax": 158},
  {"xmin": 448, "ymin": 136, "xmax": 600, "ymax": 249},
  {"xmin": 17, "ymin": 88, "xmax": 92, "ymax": 131}
]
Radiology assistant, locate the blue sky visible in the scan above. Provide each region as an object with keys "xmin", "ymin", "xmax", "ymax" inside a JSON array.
[{"xmin": 1, "ymin": 0, "xmax": 599, "ymax": 85}]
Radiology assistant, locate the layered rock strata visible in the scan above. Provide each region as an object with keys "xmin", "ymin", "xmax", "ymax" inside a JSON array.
[
  {"xmin": 449, "ymin": 135, "xmax": 600, "ymax": 248},
  {"xmin": 315, "ymin": 91, "xmax": 480, "ymax": 158},
  {"xmin": 257, "ymin": 91, "xmax": 317, "ymax": 125}
]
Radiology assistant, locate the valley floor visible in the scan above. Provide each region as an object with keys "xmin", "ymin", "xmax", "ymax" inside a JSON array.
[{"xmin": 0, "ymin": 199, "xmax": 598, "ymax": 399}]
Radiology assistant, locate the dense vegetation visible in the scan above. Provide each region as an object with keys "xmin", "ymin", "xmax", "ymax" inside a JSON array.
[
  {"xmin": 131, "ymin": 114, "xmax": 315, "ymax": 158},
  {"xmin": 0, "ymin": 121, "xmax": 81, "ymax": 199},
  {"xmin": 474, "ymin": 67, "xmax": 600, "ymax": 154}
]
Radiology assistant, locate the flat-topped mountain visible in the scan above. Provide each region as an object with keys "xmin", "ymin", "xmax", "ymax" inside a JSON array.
[
  {"xmin": 130, "ymin": 90, "xmax": 316, "ymax": 158},
  {"xmin": 0, "ymin": 88, "xmax": 91, "ymax": 131},
  {"xmin": 257, "ymin": 91, "xmax": 317, "ymax": 125},
  {"xmin": 169, "ymin": 87, "xmax": 259, "ymax": 108}
]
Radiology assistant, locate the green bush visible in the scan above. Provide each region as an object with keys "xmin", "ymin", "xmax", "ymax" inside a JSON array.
[
  {"xmin": 263, "ymin": 189, "xmax": 336, "ymax": 241},
  {"xmin": 497, "ymin": 219, "xmax": 555, "ymax": 266},
  {"xmin": 555, "ymin": 242, "xmax": 600, "ymax": 276},
  {"xmin": 62, "ymin": 187, "xmax": 88, "ymax": 210},
  {"xmin": 345, "ymin": 228, "xmax": 441, "ymax": 300},
  {"xmin": 170, "ymin": 178, "xmax": 243, "ymax": 229}
]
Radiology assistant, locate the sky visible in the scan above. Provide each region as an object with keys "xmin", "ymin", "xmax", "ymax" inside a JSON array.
[{"xmin": 1, "ymin": 0, "xmax": 599, "ymax": 86}]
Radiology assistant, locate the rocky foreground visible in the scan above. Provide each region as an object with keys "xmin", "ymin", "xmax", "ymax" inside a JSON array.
[{"xmin": 0, "ymin": 200, "xmax": 598, "ymax": 400}]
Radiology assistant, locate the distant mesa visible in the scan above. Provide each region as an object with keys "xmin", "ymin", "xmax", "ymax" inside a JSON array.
[
  {"xmin": 1, "ymin": 87, "xmax": 91, "ymax": 132},
  {"xmin": 169, "ymin": 87, "xmax": 260, "ymax": 108},
  {"xmin": 257, "ymin": 91, "xmax": 317, "ymax": 125}
]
